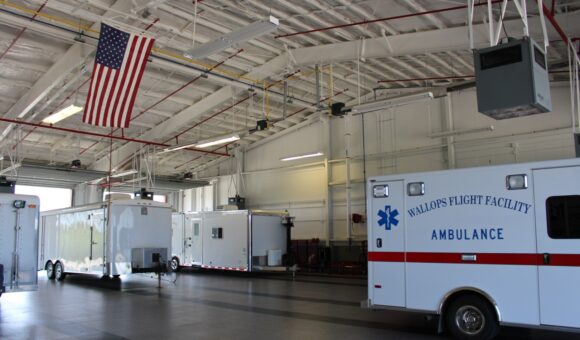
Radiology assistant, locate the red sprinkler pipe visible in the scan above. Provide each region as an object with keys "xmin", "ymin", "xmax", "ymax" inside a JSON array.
[
  {"xmin": 275, "ymin": 0, "xmax": 502, "ymax": 39},
  {"xmin": 0, "ymin": 116, "xmax": 229, "ymax": 157},
  {"xmin": 540, "ymin": 2, "xmax": 570, "ymax": 45}
]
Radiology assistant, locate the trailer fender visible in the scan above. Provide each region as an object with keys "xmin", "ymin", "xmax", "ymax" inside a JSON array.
[{"xmin": 437, "ymin": 287, "xmax": 501, "ymax": 333}]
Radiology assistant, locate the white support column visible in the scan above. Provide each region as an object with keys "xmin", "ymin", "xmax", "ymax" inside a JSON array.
[
  {"xmin": 323, "ymin": 115, "xmax": 332, "ymax": 246},
  {"xmin": 345, "ymin": 113, "xmax": 352, "ymax": 241},
  {"xmin": 445, "ymin": 94, "xmax": 456, "ymax": 169}
]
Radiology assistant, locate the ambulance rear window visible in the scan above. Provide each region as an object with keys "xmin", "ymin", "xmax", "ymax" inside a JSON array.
[{"xmin": 546, "ymin": 196, "xmax": 580, "ymax": 239}]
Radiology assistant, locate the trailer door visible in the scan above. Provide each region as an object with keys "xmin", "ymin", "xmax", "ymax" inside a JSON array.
[
  {"xmin": 185, "ymin": 215, "xmax": 200, "ymax": 265},
  {"xmin": 533, "ymin": 166, "xmax": 580, "ymax": 328},
  {"xmin": 368, "ymin": 180, "xmax": 405, "ymax": 307},
  {"xmin": 191, "ymin": 218, "xmax": 203, "ymax": 265},
  {"xmin": 89, "ymin": 210, "xmax": 106, "ymax": 273}
]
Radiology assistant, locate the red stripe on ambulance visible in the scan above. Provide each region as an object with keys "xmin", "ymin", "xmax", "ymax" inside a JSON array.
[{"xmin": 368, "ymin": 251, "xmax": 580, "ymax": 266}]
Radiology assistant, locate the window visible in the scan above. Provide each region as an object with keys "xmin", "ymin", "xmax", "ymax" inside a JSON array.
[
  {"xmin": 15, "ymin": 185, "xmax": 72, "ymax": 212},
  {"xmin": 194, "ymin": 223, "xmax": 199, "ymax": 236},
  {"xmin": 547, "ymin": 196, "xmax": 580, "ymax": 239},
  {"xmin": 211, "ymin": 227, "xmax": 223, "ymax": 239}
]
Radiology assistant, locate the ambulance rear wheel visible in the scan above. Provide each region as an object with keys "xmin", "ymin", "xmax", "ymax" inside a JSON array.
[
  {"xmin": 45, "ymin": 261, "xmax": 55, "ymax": 280},
  {"xmin": 445, "ymin": 294, "xmax": 499, "ymax": 340},
  {"xmin": 170, "ymin": 257, "xmax": 180, "ymax": 272},
  {"xmin": 54, "ymin": 262, "xmax": 66, "ymax": 281}
]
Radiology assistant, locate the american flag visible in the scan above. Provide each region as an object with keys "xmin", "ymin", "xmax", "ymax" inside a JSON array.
[{"xmin": 83, "ymin": 23, "xmax": 154, "ymax": 128}]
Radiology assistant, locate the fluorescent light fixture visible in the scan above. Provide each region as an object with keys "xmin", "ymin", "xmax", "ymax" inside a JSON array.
[
  {"xmin": 159, "ymin": 143, "xmax": 197, "ymax": 154},
  {"xmin": 42, "ymin": 104, "xmax": 83, "ymax": 124},
  {"xmin": 110, "ymin": 169, "xmax": 138, "ymax": 178},
  {"xmin": 159, "ymin": 134, "xmax": 240, "ymax": 153},
  {"xmin": 0, "ymin": 162, "xmax": 21, "ymax": 175},
  {"xmin": 351, "ymin": 92, "xmax": 434, "ymax": 115},
  {"xmin": 195, "ymin": 134, "xmax": 240, "ymax": 148},
  {"xmin": 184, "ymin": 16, "xmax": 279, "ymax": 59},
  {"xmin": 280, "ymin": 152, "xmax": 323, "ymax": 162},
  {"xmin": 118, "ymin": 176, "xmax": 148, "ymax": 184}
]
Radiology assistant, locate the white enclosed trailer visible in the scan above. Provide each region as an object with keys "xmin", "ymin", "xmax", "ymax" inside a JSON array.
[
  {"xmin": 0, "ymin": 194, "xmax": 40, "ymax": 297},
  {"xmin": 365, "ymin": 157, "xmax": 580, "ymax": 338},
  {"xmin": 171, "ymin": 210, "xmax": 291, "ymax": 272},
  {"xmin": 39, "ymin": 199, "xmax": 172, "ymax": 280}
]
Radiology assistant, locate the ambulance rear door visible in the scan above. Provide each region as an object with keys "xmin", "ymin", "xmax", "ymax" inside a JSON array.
[{"xmin": 368, "ymin": 179, "xmax": 406, "ymax": 307}]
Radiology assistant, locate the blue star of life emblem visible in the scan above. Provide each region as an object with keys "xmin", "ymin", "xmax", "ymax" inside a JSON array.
[{"xmin": 378, "ymin": 205, "xmax": 399, "ymax": 231}]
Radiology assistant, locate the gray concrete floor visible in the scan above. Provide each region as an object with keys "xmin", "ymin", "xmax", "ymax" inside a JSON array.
[{"xmin": 1, "ymin": 270, "xmax": 578, "ymax": 339}]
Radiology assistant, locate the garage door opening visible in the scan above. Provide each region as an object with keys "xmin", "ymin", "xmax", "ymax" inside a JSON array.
[{"xmin": 15, "ymin": 185, "xmax": 72, "ymax": 212}]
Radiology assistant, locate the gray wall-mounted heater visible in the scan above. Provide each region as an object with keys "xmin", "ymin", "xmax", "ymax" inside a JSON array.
[{"xmin": 474, "ymin": 37, "xmax": 551, "ymax": 119}]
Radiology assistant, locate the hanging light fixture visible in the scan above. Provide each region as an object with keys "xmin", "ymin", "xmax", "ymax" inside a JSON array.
[
  {"xmin": 184, "ymin": 16, "xmax": 279, "ymax": 59},
  {"xmin": 195, "ymin": 134, "xmax": 240, "ymax": 148},
  {"xmin": 42, "ymin": 104, "xmax": 83, "ymax": 124}
]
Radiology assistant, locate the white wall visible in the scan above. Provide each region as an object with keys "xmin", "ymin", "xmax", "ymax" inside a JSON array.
[
  {"xmin": 187, "ymin": 85, "xmax": 577, "ymax": 242},
  {"xmin": 182, "ymin": 184, "xmax": 215, "ymax": 212}
]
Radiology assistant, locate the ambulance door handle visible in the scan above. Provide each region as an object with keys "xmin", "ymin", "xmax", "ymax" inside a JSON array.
[
  {"xmin": 461, "ymin": 254, "xmax": 477, "ymax": 262},
  {"xmin": 376, "ymin": 238, "xmax": 382, "ymax": 248},
  {"xmin": 543, "ymin": 253, "xmax": 550, "ymax": 265}
]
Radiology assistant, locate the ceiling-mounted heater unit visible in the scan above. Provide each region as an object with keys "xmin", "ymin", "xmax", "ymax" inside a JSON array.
[{"xmin": 474, "ymin": 37, "xmax": 551, "ymax": 119}]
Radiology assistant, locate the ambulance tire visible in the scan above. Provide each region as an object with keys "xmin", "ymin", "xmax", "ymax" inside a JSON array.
[
  {"xmin": 54, "ymin": 262, "xmax": 66, "ymax": 281},
  {"xmin": 445, "ymin": 294, "xmax": 499, "ymax": 340},
  {"xmin": 45, "ymin": 261, "xmax": 55, "ymax": 280}
]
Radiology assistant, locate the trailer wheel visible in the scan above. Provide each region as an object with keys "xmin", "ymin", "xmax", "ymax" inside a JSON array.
[
  {"xmin": 54, "ymin": 262, "xmax": 66, "ymax": 281},
  {"xmin": 45, "ymin": 261, "xmax": 55, "ymax": 280},
  {"xmin": 445, "ymin": 294, "xmax": 499, "ymax": 340},
  {"xmin": 170, "ymin": 257, "xmax": 180, "ymax": 272}
]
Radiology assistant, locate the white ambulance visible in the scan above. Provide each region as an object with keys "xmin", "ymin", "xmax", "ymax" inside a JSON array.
[{"xmin": 365, "ymin": 157, "xmax": 580, "ymax": 339}]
